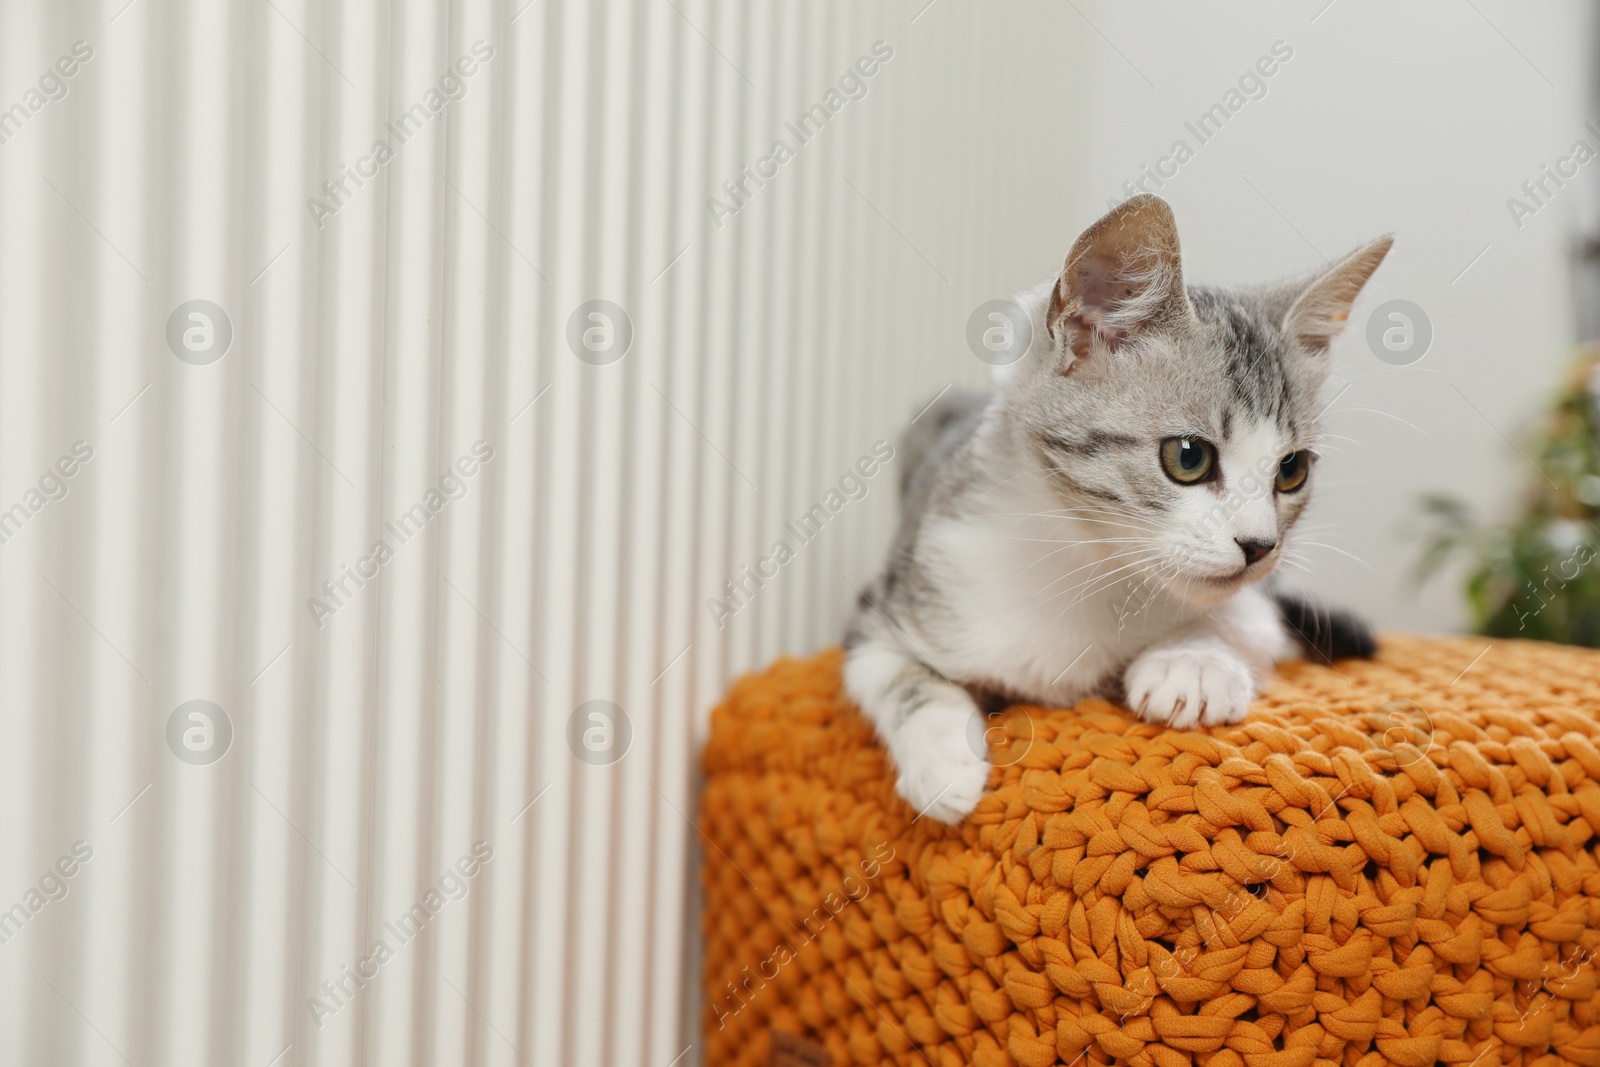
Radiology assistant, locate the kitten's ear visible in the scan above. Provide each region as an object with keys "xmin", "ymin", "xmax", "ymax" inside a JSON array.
[
  {"xmin": 1283, "ymin": 235, "xmax": 1394, "ymax": 353},
  {"xmin": 1047, "ymin": 194, "xmax": 1189, "ymax": 366}
]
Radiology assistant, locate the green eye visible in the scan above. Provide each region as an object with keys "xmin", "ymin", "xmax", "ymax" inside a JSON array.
[
  {"xmin": 1276, "ymin": 451, "xmax": 1310, "ymax": 492},
  {"xmin": 1159, "ymin": 437, "xmax": 1216, "ymax": 485}
]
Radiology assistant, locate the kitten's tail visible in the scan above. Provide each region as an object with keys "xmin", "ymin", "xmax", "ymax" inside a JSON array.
[{"xmin": 1272, "ymin": 590, "xmax": 1377, "ymax": 663}]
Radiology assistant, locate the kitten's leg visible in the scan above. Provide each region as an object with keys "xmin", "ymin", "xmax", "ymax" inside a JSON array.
[
  {"xmin": 843, "ymin": 618, "xmax": 989, "ymax": 825},
  {"xmin": 1122, "ymin": 588, "xmax": 1289, "ymax": 730}
]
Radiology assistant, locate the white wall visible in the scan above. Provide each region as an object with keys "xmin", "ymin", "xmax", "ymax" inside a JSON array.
[
  {"xmin": 1073, "ymin": 0, "xmax": 1594, "ymax": 632},
  {"xmin": 0, "ymin": 2, "xmax": 1085, "ymax": 1066}
]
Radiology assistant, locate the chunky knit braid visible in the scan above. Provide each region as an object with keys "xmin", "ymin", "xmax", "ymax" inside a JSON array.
[{"xmin": 702, "ymin": 635, "xmax": 1600, "ymax": 1067}]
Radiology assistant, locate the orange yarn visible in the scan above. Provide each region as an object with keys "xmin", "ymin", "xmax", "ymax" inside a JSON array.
[{"xmin": 700, "ymin": 635, "xmax": 1600, "ymax": 1067}]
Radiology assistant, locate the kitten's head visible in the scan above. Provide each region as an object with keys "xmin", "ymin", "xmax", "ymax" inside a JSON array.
[{"xmin": 1003, "ymin": 193, "xmax": 1391, "ymax": 605}]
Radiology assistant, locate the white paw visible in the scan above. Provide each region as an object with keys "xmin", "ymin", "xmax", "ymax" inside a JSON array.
[
  {"xmin": 1123, "ymin": 643, "xmax": 1255, "ymax": 729},
  {"xmin": 891, "ymin": 697, "xmax": 991, "ymax": 825}
]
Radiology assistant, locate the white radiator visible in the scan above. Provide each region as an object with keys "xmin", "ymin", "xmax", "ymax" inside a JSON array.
[{"xmin": 0, "ymin": 1, "xmax": 1080, "ymax": 1064}]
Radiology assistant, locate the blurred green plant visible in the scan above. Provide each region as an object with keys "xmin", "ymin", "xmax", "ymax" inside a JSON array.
[{"xmin": 1414, "ymin": 348, "xmax": 1600, "ymax": 646}]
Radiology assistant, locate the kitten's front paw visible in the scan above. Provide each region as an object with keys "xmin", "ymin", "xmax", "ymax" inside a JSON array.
[
  {"xmin": 892, "ymin": 698, "xmax": 991, "ymax": 825},
  {"xmin": 1123, "ymin": 643, "xmax": 1255, "ymax": 729}
]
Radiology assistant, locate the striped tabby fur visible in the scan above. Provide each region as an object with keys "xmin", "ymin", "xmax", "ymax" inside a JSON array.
[{"xmin": 844, "ymin": 195, "xmax": 1390, "ymax": 823}]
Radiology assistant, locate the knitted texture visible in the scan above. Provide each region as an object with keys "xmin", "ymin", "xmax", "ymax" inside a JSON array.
[{"xmin": 700, "ymin": 635, "xmax": 1600, "ymax": 1067}]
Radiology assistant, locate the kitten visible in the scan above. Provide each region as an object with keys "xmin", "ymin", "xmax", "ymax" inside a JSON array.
[{"xmin": 844, "ymin": 194, "xmax": 1388, "ymax": 825}]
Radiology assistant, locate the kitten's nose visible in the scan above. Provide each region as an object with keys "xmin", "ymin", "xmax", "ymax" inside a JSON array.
[{"xmin": 1236, "ymin": 538, "xmax": 1276, "ymax": 566}]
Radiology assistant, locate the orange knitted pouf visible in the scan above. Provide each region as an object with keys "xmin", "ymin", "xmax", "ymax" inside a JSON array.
[{"xmin": 700, "ymin": 635, "xmax": 1600, "ymax": 1067}]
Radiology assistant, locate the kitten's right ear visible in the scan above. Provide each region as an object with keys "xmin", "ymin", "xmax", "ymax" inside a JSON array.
[
  {"xmin": 1282, "ymin": 235, "xmax": 1394, "ymax": 353},
  {"xmin": 1047, "ymin": 194, "xmax": 1189, "ymax": 368}
]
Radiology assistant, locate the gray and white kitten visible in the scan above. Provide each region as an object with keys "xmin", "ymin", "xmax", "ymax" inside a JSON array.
[{"xmin": 844, "ymin": 194, "xmax": 1389, "ymax": 824}]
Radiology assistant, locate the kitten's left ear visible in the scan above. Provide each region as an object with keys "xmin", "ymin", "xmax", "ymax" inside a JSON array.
[{"xmin": 1283, "ymin": 235, "xmax": 1394, "ymax": 353}]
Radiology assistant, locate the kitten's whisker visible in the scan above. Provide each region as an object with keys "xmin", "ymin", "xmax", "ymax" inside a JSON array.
[
  {"xmin": 1112, "ymin": 561, "xmax": 1175, "ymax": 627},
  {"xmin": 1286, "ymin": 526, "xmax": 1359, "ymax": 545},
  {"xmin": 1336, "ymin": 405, "xmax": 1428, "ymax": 436},
  {"xmin": 983, "ymin": 497, "xmax": 1154, "ymax": 525},
  {"xmin": 1041, "ymin": 552, "xmax": 1159, "ymax": 605},
  {"xmin": 1277, "ymin": 546, "xmax": 1316, "ymax": 575},
  {"xmin": 1018, "ymin": 539, "xmax": 1155, "ymax": 577},
  {"xmin": 1055, "ymin": 555, "xmax": 1167, "ymax": 622},
  {"xmin": 1055, "ymin": 515, "xmax": 1160, "ymax": 534},
  {"xmin": 1051, "ymin": 553, "xmax": 1164, "ymax": 610},
  {"xmin": 1030, "ymin": 548, "xmax": 1156, "ymax": 600},
  {"xmin": 972, "ymin": 507, "xmax": 1154, "ymax": 533},
  {"xmin": 990, "ymin": 534, "xmax": 1149, "ymax": 546},
  {"xmin": 1043, "ymin": 513, "xmax": 1163, "ymax": 537},
  {"xmin": 1294, "ymin": 539, "xmax": 1378, "ymax": 573}
]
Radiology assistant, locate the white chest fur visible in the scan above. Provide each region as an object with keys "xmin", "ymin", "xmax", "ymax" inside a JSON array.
[{"xmin": 905, "ymin": 478, "xmax": 1209, "ymax": 705}]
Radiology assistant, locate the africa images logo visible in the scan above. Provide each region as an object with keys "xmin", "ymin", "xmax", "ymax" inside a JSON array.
[
  {"xmin": 305, "ymin": 41, "xmax": 495, "ymax": 229},
  {"xmin": 306, "ymin": 842, "xmax": 494, "ymax": 1028},
  {"xmin": 705, "ymin": 441, "xmax": 894, "ymax": 629},
  {"xmin": 306, "ymin": 441, "xmax": 495, "ymax": 628},
  {"xmin": 705, "ymin": 41, "xmax": 894, "ymax": 229}
]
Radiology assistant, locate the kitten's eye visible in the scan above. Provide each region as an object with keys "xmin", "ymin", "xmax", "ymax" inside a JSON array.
[
  {"xmin": 1275, "ymin": 451, "xmax": 1310, "ymax": 493},
  {"xmin": 1159, "ymin": 437, "xmax": 1216, "ymax": 485}
]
